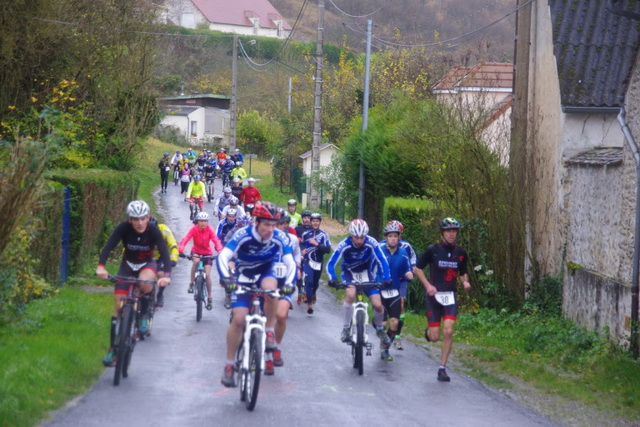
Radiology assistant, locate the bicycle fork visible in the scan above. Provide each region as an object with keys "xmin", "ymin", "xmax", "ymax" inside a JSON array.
[{"xmin": 242, "ymin": 314, "xmax": 267, "ymax": 371}]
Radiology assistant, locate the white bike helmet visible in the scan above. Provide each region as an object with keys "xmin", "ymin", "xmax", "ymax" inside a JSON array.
[
  {"xmin": 195, "ymin": 212, "xmax": 210, "ymax": 221},
  {"xmin": 348, "ymin": 219, "xmax": 369, "ymax": 237},
  {"xmin": 224, "ymin": 186, "xmax": 232, "ymax": 193},
  {"xmin": 227, "ymin": 208, "xmax": 237, "ymax": 216},
  {"xmin": 126, "ymin": 200, "xmax": 150, "ymax": 218},
  {"xmin": 229, "ymin": 196, "xmax": 239, "ymax": 205}
]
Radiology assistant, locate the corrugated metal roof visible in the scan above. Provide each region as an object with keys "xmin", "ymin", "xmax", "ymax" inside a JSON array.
[
  {"xmin": 191, "ymin": 0, "xmax": 291, "ymax": 30},
  {"xmin": 432, "ymin": 62, "xmax": 513, "ymax": 91},
  {"xmin": 566, "ymin": 147, "xmax": 623, "ymax": 166},
  {"xmin": 550, "ymin": 0, "xmax": 640, "ymax": 108}
]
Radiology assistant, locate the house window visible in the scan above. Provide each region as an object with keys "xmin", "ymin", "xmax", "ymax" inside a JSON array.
[{"xmin": 190, "ymin": 121, "xmax": 198, "ymax": 137}]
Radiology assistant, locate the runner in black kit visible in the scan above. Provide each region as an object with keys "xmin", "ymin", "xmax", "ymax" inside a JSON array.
[
  {"xmin": 414, "ymin": 217, "xmax": 471, "ymax": 382},
  {"xmin": 96, "ymin": 200, "xmax": 172, "ymax": 366}
]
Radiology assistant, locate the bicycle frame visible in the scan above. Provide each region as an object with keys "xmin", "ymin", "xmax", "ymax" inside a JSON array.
[
  {"xmin": 240, "ymin": 297, "xmax": 267, "ymax": 372},
  {"xmin": 351, "ymin": 294, "xmax": 372, "ymax": 354}
]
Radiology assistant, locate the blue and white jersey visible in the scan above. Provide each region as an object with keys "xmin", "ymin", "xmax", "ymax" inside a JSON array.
[
  {"xmin": 300, "ymin": 228, "xmax": 331, "ymax": 263},
  {"xmin": 379, "ymin": 239, "xmax": 417, "ymax": 268},
  {"xmin": 217, "ymin": 225, "xmax": 296, "ymax": 285},
  {"xmin": 379, "ymin": 244, "xmax": 412, "ymax": 290},
  {"xmin": 216, "ymin": 218, "xmax": 239, "ymax": 242},
  {"xmin": 326, "ymin": 235, "xmax": 391, "ymax": 282}
]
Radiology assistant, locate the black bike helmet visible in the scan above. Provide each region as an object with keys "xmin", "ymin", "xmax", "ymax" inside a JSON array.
[
  {"xmin": 439, "ymin": 217, "xmax": 461, "ymax": 230},
  {"xmin": 301, "ymin": 210, "xmax": 312, "ymax": 218}
]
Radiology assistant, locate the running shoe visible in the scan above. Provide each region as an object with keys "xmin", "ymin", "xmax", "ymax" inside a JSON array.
[
  {"xmin": 103, "ymin": 349, "xmax": 116, "ymax": 367},
  {"xmin": 307, "ymin": 307, "xmax": 314, "ymax": 314},
  {"xmin": 221, "ymin": 364, "xmax": 237, "ymax": 387},
  {"xmin": 139, "ymin": 316, "xmax": 150, "ymax": 335},
  {"xmin": 437, "ymin": 367, "xmax": 451, "ymax": 382},
  {"xmin": 380, "ymin": 349, "xmax": 393, "ymax": 361},
  {"xmin": 273, "ymin": 349, "xmax": 284, "ymax": 367},
  {"xmin": 265, "ymin": 360, "xmax": 274, "ymax": 376},
  {"xmin": 376, "ymin": 327, "xmax": 391, "ymax": 349}
]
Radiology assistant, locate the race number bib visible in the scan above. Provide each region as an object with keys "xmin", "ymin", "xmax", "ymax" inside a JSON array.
[
  {"xmin": 238, "ymin": 273, "xmax": 257, "ymax": 284},
  {"xmin": 273, "ymin": 262, "xmax": 287, "ymax": 279},
  {"xmin": 351, "ymin": 271, "xmax": 370, "ymax": 283},
  {"xmin": 381, "ymin": 288, "xmax": 399, "ymax": 299},
  {"xmin": 308, "ymin": 259, "xmax": 322, "ymax": 271},
  {"xmin": 435, "ymin": 291, "xmax": 455, "ymax": 306},
  {"xmin": 126, "ymin": 261, "xmax": 147, "ymax": 272},
  {"xmin": 165, "ymin": 166, "xmax": 170, "ymax": 172}
]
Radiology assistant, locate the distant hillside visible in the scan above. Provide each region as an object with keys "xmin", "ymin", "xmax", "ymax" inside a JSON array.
[{"xmin": 270, "ymin": 0, "xmax": 516, "ymax": 62}]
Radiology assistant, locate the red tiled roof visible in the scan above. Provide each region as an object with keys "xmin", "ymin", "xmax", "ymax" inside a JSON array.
[
  {"xmin": 433, "ymin": 62, "xmax": 513, "ymax": 91},
  {"xmin": 191, "ymin": 0, "xmax": 292, "ymax": 30}
]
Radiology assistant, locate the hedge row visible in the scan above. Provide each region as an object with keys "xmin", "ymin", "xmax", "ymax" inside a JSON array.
[
  {"xmin": 30, "ymin": 181, "xmax": 65, "ymax": 283},
  {"xmin": 45, "ymin": 169, "xmax": 139, "ymax": 275}
]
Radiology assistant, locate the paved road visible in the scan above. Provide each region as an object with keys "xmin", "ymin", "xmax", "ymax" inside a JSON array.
[{"xmin": 45, "ymin": 177, "xmax": 558, "ymax": 426}]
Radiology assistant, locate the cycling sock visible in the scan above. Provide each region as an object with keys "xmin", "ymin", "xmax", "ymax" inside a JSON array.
[
  {"xmin": 226, "ymin": 360, "xmax": 235, "ymax": 366},
  {"xmin": 110, "ymin": 317, "xmax": 117, "ymax": 348},
  {"xmin": 343, "ymin": 302, "xmax": 353, "ymax": 328},
  {"xmin": 387, "ymin": 329, "xmax": 396, "ymax": 342},
  {"xmin": 397, "ymin": 313, "xmax": 405, "ymax": 335}
]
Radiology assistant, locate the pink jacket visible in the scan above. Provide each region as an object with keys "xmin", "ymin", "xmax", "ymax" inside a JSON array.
[{"xmin": 178, "ymin": 225, "xmax": 223, "ymax": 255}]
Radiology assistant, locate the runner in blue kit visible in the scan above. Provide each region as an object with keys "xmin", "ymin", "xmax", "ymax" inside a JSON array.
[
  {"xmin": 326, "ymin": 219, "xmax": 392, "ymax": 350},
  {"xmin": 217, "ymin": 202, "xmax": 296, "ymax": 387},
  {"xmin": 414, "ymin": 217, "xmax": 471, "ymax": 382},
  {"xmin": 378, "ymin": 221, "xmax": 413, "ymax": 361},
  {"xmin": 301, "ymin": 213, "xmax": 331, "ymax": 314}
]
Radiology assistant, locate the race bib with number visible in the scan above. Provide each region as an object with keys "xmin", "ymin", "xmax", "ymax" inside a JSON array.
[
  {"xmin": 381, "ymin": 288, "xmax": 400, "ymax": 299},
  {"xmin": 165, "ymin": 166, "xmax": 170, "ymax": 172},
  {"xmin": 273, "ymin": 262, "xmax": 287, "ymax": 279},
  {"xmin": 435, "ymin": 291, "xmax": 455, "ymax": 306},
  {"xmin": 126, "ymin": 261, "xmax": 147, "ymax": 272},
  {"xmin": 351, "ymin": 271, "xmax": 370, "ymax": 283},
  {"xmin": 308, "ymin": 259, "xmax": 322, "ymax": 271}
]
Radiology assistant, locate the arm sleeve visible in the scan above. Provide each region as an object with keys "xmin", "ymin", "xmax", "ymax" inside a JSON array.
[
  {"xmin": 153, "ymin": 226, "xmax": 172, "ymax": 274},
  {"xmin": 178, "ymin": 227, "xmax": 195, "ymax": 253},
  {"xmin": 283, "ymin": 252, "xmax": 296, "ymax": 285},
  {"xmin": 458, "ymin": 248, "xmax": 469, "ymax": 275},
  {"xmin": 325, "ymin": 243, "xmax": 343, "ymax": 280},
  {"xmin": 216, "ymin": 247, "xmax": 235, "ymax": 279},
  {"xmin": 185, "ymin": 181, "xmax": 193, "ymax": 199},
  {"xmin": 210, "ymin": 227, "xmax": 224, "ymax": 253},
  {"xmin": 317, "ymin": 232, "xmax": 332, "ymax": 254},
  {"xmin": 373, "ymin": 242, "xmax": 391, "ymax": 281},
  {"xmin": 162, "ymin": 226, "xmax": 179, "ymax": 262},
  {"xmin": 98, "ymin": 222, "xmax": 127, "ymax": 265}
]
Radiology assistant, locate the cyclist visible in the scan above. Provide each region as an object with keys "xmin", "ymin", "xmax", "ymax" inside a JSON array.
[
  {"xmin": 414, "ymin": 217, "xmax": 471, "ymax": 382},
  {"xmin": 215, "ymin": 186, "xmax": 233, "ymax": 219},
  {"xmin": 203, "ymin": 160, "xmax": 217, "ymax": 201},
  {"xmin": 220, "ymin": 157, "xmax": 235, "ymax": 187},
  {"xmin": 220, "ymin": 196, "xmax": 245, "ymax": 220},
  {"xmin": 286, "ymin": 199, "xmax": 302, "ymax": 227},
  {"xmin": 231, "ymin": 161, "xmax": 247, "ymax": 183},
  {"xmin": 170, "ymin": 150, "xmax": 182, "ymax": 167},
  {"xmin": 178, "ymin": 211, "xmax": 224, "ymax": 310},
  {"xmin": 216, "ymin": 147, "xmax": 227, "ymax": 163},
  {"xmin": 301, "ymin": 213, "xmax": 331, "ymax": 314},
  {"xmin": 380, "ymin": 220, "xmax": 417, "ymax": 350},
  {"xmin": 148, "ymin": 217, "xmax": 179, "ymax": 308},
  {"xmin": 294, "ymin": 210, "xmax": 312, "ymax": 302},
  {"xmin": 231, "ymin": 148, "xmax": 244, "ymax": 164},
  {"xmin": 217, "ymin": 202, "xmax": 296, "ymax": 387},
  {"xmin": 326, "ymin": 219, "xmax": 391, "ymax": 349},
  {"xmin": 216, "ymin": 208, "xmax": 239, "ymax": 243},
  {"xmin": 378, "ymin": 221, "xmax": 413, "ymax": 361},
  {"xmin": 185, "ymin": 175, "xmax": 206, "ymax": 221},
  {"xmin": 185, "ymin": 147, "xmax": 197, "ymax": 163},
  {"xmin": 196, "ymin": 153, "xmax": 207, "ymax": 172},
  {"xmin": 240, "ymin": 177, "xmax": 261, "ymax": 206},
  {"xmin": 268, "ymin": 211, "xmax": 301, "ymax": 373},
  {"xmin": 231, "ymin": 177, "xmax": 243, "ymax": 200},
  {"xmin": 96, "ymin": 201, "xmax": 172, "ymax": 366},
  {"xmin": 158, "ymin": 152, "xmax": 171, "ymax": 194},
  {"xmin": 179, "ymin": 163, "xmax": 192, "ymax": 194}
]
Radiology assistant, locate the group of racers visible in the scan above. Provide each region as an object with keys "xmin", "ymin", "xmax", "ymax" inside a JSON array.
[{"xmin": 98, "ymin": 151, "xmax": 471, "ymax": 386}]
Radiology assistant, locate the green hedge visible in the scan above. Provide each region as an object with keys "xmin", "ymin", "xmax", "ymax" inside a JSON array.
[
  {"xmin": 46, "ymin": 169, "xmax": 139, "ymax": 275},
  {"xmin": 30, "ymin": 181, "xmax": 65, "ymax": 283}
]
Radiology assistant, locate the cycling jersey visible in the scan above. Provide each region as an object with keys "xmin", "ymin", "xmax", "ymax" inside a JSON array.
[
  {"xmin": 221, "ymin": 160, "xmax": 235, "ymax": 173},
  {"xmin": 217, "ymin": 226, "xmax": 296, "ymax": 286},
  {"xmin": 216, "ymin": 218, "xmax": 240, "ymax": 242},
  {"xmin": 288, "ymin": 212, "xmax": 302, "ymax": 228},
  {"xmin": 186, "ymin": 181, "xmax": 206, "ymax": 199},
  {"xmin": 380, "ymin": 239, "xmax": 417, "ymax": 268},
  {"xmin": 215, "ymin": 193, "xmax": 233, "ymax": 214},
  {"xmin": 240, "ymin": 186, "xmax": 261, "ymax": 205},
  {"xmin": 178, "ymin": 224, "xmax": 223, "ymax": 256},
  {"xmin": 153, "ymin": 223, "xmax": 179, "ymax": 263},
  {"xmin": 99, "ymin": 222, "xmax": 171, "ymax": 275},
  {"xmin": 231, "ymin": 167, "xmax": 247, "ymax": 181},
  {"xmin": 231, "ymin": 184, "xmax": 243, "ymax": 199},
  {"xmin": 416, "ymin": 241, "xmax": 468, "ymax": 292},
  {"xmin": 180, "ymin": 168, "xmax": 191, "ymax": 183},
  {"xmin": 170, "ymin": 153, "xmax": 182, "ymax": 165},
  {"xmin": 300, "ymin": 228, "xmax": 331, "ymax": 264},
  {"xmin": 203, "ymin": 164, "xmax": 217, "ymax": 180},
  {"xmin": 220, "ymin": 204, "xmax": 246, "ymax": 219},
  {"xmin": 326, "ymin": 235, "xmax": 390, "ymax": 283},
  {"xmin": 379, "ymin": 244, "xmax": 411, "ymax": 290}
]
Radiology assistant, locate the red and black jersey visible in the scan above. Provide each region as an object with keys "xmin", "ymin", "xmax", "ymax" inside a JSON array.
[{"xmin": 416, "ymin": 241, "xmax": 468, "ymax": 292}]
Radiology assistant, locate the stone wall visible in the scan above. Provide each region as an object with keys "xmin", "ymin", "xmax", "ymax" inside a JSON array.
[{"xmin": 564, "ymin": 268, "xmax": 631, "ymax": 344}]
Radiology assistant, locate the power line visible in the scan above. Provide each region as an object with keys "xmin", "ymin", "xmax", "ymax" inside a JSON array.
[
  {"xmin": 326, "ymin": 0, "xmax": 393, "ymax": 19},
  {"xmin": 356, "ymin": 0, "xmax": 535, "ymax": 48}
]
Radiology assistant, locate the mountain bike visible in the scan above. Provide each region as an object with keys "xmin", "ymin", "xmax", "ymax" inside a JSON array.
[
  {"xmin": 228, "ymin": 282, "xmax": 280, "ymax": 411},
  {"xmin": 108, "ymin": 275, "xmax": 157, "ymax": 386},
  {"xmin": 187, "ymin": 197, "xmax": 202, "ymax": 222},
  {"xmin": 206, "ymin": 176, "xmax": 215, "ymax": 203},
  {"xmin": 180, "ymin": 253, "xmax": 216, "ymax": 321},
  {"xmin": 333, "ymin": 281, "xmax": 382, "ymax": 376}
]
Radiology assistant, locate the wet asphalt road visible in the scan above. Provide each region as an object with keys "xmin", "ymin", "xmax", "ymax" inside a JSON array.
[{"xmin": 45, "ymin": 177, "xmax": 558, "ymax": 427}]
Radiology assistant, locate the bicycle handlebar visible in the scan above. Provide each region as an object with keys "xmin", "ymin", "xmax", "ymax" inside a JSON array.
[
  {"xmin": 179, "ymin": 253, "xmax": 217, "ymax": 261},
  {"xmin": 222, "ymin": 280, "xmax": 282, "ymax": 298},
  {"xmin": 332, "ymin": 281, "xmax": 386, "ymax": 289},
  {"xmin": 106, "ymin": 274, "xmax": 157, "ymax": 285}
]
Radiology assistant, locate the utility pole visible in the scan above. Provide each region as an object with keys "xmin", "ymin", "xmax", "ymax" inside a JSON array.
[
  {"xmin": 309, "ymin": 0, "xmax": 324, "ymax": 209},
  {"xmin": 229, "ymin": 35, "xmax": 238, "ymax": 151},
  {"xmin": 358, "ymin": 19, "xmax": 372, "ymax": 219},
  {"xmin": 288, "ymin": 77, "xmax": 293, "ymax": 114}
]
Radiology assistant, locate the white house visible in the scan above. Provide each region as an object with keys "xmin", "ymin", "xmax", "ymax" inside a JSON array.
[
  {"xmin": 165, "ymin": 0, "xmax": 292, "ymax": 39},
  {"xmin": 432, "ymin": 62, "xmax": 513, "ymax": 165},
  {"xmin": 298, "ymin": 142, "xmax": 339, "ymax": 207},
  {"xmin": 158, "ymin": 94, "xmax": 231, "ymax": 147}
]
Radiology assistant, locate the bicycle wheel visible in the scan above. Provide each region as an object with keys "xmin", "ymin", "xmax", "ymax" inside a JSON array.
[
  {"xmin": 195, "ymin": 276, "xmax": 204, "ymax": 322},
  {"xmin": 355, "ymin": 310, "xmax": 365, "ymax": 375},
  {"xmin": 245, "ymin": 328, "xmax": 263, "ymax": 411},
  {"xmin": 236, "ymin": 338, "xmax": 247, "ymax": 402},
  {"xmin": 114, "ymin": 304, "xmax": 133, "ymax": 386}
]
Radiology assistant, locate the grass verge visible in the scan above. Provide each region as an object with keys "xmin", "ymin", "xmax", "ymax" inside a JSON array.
[{"xmin": 0, "ymin": 288, "xmax": 112, "ymax": 426}]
